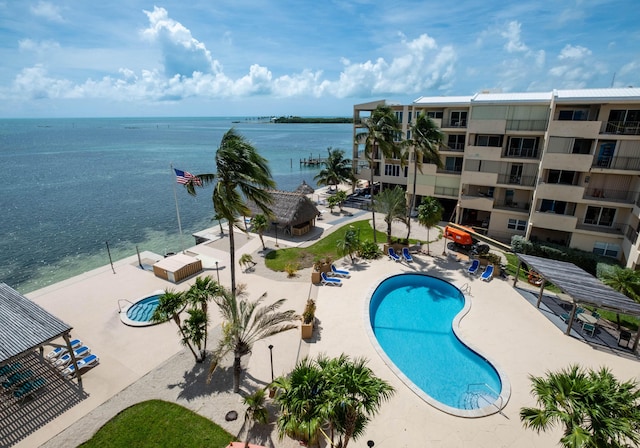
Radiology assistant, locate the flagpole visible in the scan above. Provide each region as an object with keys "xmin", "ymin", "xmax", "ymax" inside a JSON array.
[{"xmin": 170, "ymin": 163, "xmax": 185, "ymax": 253}]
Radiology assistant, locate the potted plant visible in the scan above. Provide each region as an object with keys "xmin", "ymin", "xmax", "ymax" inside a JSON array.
[{"xmin": 301, "ymin": 299, "xmax": 316, "ymax": 339}]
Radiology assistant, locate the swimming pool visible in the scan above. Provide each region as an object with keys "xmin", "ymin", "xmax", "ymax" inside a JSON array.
[
  {"xmin": 120, "ymin": 290, "xmax": 166, "ymax": 327},
  {"xmin": 367, "ymin": 273, "xmax": 510, "ymax": 417}
]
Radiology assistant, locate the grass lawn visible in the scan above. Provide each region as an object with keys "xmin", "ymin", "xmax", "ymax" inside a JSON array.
[
  {"xmin": 264, "ymin": 220, "xmax": 386, "ymax": 271},
  {"xmin": 79, "ymin": 400, "xmax": 235, "ymax": 448}
]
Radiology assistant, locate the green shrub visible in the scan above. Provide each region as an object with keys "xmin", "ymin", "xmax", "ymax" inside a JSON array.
[
  {"xmin": 479, "ymin": 252, "xmax": 502, "ymax": 266},
  {"xmin": 359, "ymin": 241, "xmax": 382, "ymax": 259}
]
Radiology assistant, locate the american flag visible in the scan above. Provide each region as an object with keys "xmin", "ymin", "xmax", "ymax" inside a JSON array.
[{"xmin": 174, "ymin": 168, "xmax": 201, "ymax": 186}]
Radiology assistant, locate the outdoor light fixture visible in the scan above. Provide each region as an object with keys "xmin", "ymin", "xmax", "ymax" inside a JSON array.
[
  {"xmin": 268, "ymin": 344, "xmax": 274, "ymax": 382},
  {"xmin": 215, "ymin": 261, "xmax": 219, "ymax": 283}
]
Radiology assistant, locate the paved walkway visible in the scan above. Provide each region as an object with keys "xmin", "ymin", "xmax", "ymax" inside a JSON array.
[{"xmin": 8, "ymin": 192, "xmax": 640, "ymax": 448}]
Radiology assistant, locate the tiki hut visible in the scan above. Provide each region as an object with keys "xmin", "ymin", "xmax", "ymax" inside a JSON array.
[
  {"xmin": 247, "ymin": 190, "xmax": 319, "ymax": 236},
  {"xmin": 295, "ymin": 180, "xmax": 315, "ymax": 195}
]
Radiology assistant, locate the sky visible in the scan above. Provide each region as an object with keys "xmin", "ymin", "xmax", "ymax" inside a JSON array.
[{"xmin": 0, "ymin": 0, "xmax": 639, "ymax": 118}]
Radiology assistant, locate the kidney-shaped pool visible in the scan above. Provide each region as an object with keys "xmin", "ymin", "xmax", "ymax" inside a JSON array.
[{"xmin": 367, "ymin": 273, "xmax": 510, "ymax": 417}]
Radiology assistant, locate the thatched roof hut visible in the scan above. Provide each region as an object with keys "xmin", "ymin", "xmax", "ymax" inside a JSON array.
[
  {"xmin": 295, "ymin": 180, "xmax": 315, "ymax": 195},
  {"xmin": 247, "ymin": 190, "xmax": 319, "ymax": 236}
]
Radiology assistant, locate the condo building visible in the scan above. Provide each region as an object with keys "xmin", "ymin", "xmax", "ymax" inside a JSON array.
[{"xmin": 353, "ymin": 88, "xmax": 640, "ymax": 269}]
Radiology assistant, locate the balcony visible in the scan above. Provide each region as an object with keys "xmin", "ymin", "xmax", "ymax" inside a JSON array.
[
  {"xmin": 496, "ymin": 174, "xmax": 537, "ymax": 187},
  {"xmin": 493, "ymin": 200, "xmax": 530, "ymax": 213},
  {"xmin": 442, "ymin": 119, "xmax": 467, "ymax": 129},
  {"xmin": 583, "ymin": 188, "xmax": 639, "ymax": 204},
  {"xmin": 460, "ymin": 194, "xmax": 494, "ymax": 211},
  {"xmin": 434, "ymin": 186, "xmax": 459, "ymax": 197},
  {"xmin": 531, "ymin": 211, "xmax": 577, "ymax": 232},
  {"xmin": 465, "ymin": 145, "xmax": 502, "ymax": 161},
  {"xmin": 536, "ymin": 183, "xmax": 584, "ymax": 203},
  {"xmin": 443, "ymin": 142, "xmax": 465, "ymax": 152},
  {"xmin": 602, "ymin": 121, "xmax": 640, "ymax": 135},
  {"xmin": 592, "ymin": 155, "xmax": 640, "ymax": 172},
  {"xmin": 575, "ymin": 220, "xmax": 626, "ymax": 236},
  {"xmin": 502, "ymin": 147, "xmax": 539, "ymax": 159},
  {"xmin": 461, "ymin": 170, "xmax": 498, "ymax": 185},
  {"xmin": 541, "ymin": 153, "xmax": 593, "ymax": 172},
  {"xmin": 547, "ymin": 119, "xmax": 601, "ymax": 137},
  {"xmin": 506, "ymin": 119, "xmax": 548, "ymax": 132}
]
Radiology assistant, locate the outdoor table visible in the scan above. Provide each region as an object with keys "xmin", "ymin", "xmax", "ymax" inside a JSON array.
[{"xmin": 577, "ymin": 313, "xmax": 598, "ymax": 324}]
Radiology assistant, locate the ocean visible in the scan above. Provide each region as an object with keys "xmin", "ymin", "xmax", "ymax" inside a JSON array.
[{"xmin": 0, "ymin": 117, "xmax": 353, "ymax": 294}]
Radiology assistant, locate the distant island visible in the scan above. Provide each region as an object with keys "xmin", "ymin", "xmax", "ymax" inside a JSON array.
[{"xmin": 272, "ymin": 116, "xmax": 353, "ymax": 124}]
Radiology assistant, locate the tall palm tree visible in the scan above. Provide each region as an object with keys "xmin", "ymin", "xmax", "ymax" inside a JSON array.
[
  {"xmin": 314, "ymin": 147, "xmax": 352, "ymax": 190},
  {"xmin": 251, "ymin": 213, "xmax": 270, "ymax": 250},
  {"xmin": 416, "ymin": 196, "xmax": 444, "ymax": 255},
  {"xmin": 520, "ymin": 364, "xmax": 640, "ymax": 448},
  {"xmin": 373, "ymin": 186, "xmax": 407, "ymax": 244},
  {"xmin": 184, "ymin": 275, "xmax": 223, "ymax": 359},
  {"xmin": 151, "ymin": 290, "xmax": 199, "ymax": 361},
  {"xmin": 184, "ymin": 128, "xmax": 275, "ymax": 300},
  {"xmin": 354, "ymin": 105, "xmax": 401, "ymax": 243},
  {"xmin": 406, "ymin": 113, "xmax": 444, "ymax": 240},
  {"xmin": 599, "ymin": 265, "xmax": 640, "ymax": 336},
  {"xmin": 181, "ymin": 308, "xmax": 208, "ymax": 363},
  {"xmin": 208, "ymin": 284, "xmax": 297, "ymax": 393}
]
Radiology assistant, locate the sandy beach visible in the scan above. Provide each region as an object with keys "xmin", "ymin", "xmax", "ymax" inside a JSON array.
[{"xmin": 4, "ymin": 188, "xmax": 640, "ymax": 448}]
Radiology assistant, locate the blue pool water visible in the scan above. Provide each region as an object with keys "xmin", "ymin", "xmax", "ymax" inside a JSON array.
[
  {"xmin": 369, "ymin": 274, "xmax": 504, "ymax": 414},
  {"xmin": 126, "ymin": 294, "xmax": 162, "ymax": 323}
]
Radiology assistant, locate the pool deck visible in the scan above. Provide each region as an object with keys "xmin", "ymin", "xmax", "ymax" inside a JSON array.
[{"xmin": 8, "ymin": 194, "xmax": 640, "ymax": 448}]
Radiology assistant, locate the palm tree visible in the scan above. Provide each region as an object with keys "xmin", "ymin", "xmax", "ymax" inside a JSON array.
[
  {"xmin": 520, "ymin": 364, "xmax": 640, "ymax": 448},
  {"xmin": 406, "ymin": 113, "xmax": 444, "ymax": 240},
  {"xmin": 184, "ymin": 128, "xmax": 275, "ymax": 300},
  {"xmin": 314, "ymin": 147, "xmax": 352, "ymax": 190},
  {"xmin": 251, "ymin": 213, "xmax": 270, "ymax": 250},
  {"xmin": 373, "ymin": 186, "xmax": 407, "ymax": 244},
  {"xmin": 213, "ymin": 211, "xmax": 225, "ymax": 235},
  {"xmin": 599, "ymin": 265, "xmax": 640, "ymax": 335},
  {"xmin": 239, "ymin": 253, "xmax": 256, "ymax": 272},
  {"xmin": 336, "ymin": 226, "xmax": 360, "ymax": 263},
  {"xmin": 151, "ymin": 290, "xmax": 199, "ymax": 361},
  {"xmin": 354, "ymin": 105, "xmax": 401, "ymax": 243},
  {"xmin": 243, "ymin": 388, "xmax": 269, "ymax": 448},
  {"xmin": 208, "ymin": 284, "xmax": 297, "ymax": 393},
  {"xmin": 181, "ymin": 308, "xmax": 208, "ymax": 363},
  {"xmin": 184, "ymin": 275, "xmax": 223, "ymax": 359},
  {"xmin": 416, "ymin": 197, "xmax": 444, "ymax": 255}
]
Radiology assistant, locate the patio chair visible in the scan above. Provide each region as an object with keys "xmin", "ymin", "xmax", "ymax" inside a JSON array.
[
  {"xmin": 13, "ymin": 377, "xmax": 46, "ymax": 399},
  {"xmin": 467, "ymin": 259, "xmax": 480, "ymax": 275},
  {"xmin": 321, "ymin": 272, "xmax": 342, "ymax": 287},
  {"xmin": 582, "ymin": 322, "xmax": 596, "ymax": 337},
  {"xmin": 388, "ymin": 247, "xmax": 401, "ymax": 262},
  {"xmin": 62, "ymin": 354, "xmax": 99, "ymax": 379},
  {"xmin": 45, "ymin": 339, "xmax": 82, "ymax": 361},
  {"xmin": 480, "ymin": 264, "xmax": 494, "ymax": 282},
  {"xmin": 54, "ymin": 345, "xmax": 91, "ymax": 368},
  {"xmin": 402, "ymin": 247, "xmax": 414, "ymax": 262},
  {"xmin": 560, "ymin": 313, "xmax": 570, "ymax": 323},
  {"xmin": 330, "ymin": 264, "xmax": 351, "ymax": 278},
  {"xmin": 618, "ymin": 330, "xmax": 632, "ymax": 348},
  {"xmin": 2, "ymin": 369, "xmax": 33, "ymax": 390},
  {"xmin": 0, "ymin": 362, "xmax": 22, "ymax": 378}
]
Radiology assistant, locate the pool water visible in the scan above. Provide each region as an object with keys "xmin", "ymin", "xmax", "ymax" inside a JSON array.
[
  {"xmin": 369, "ymin": 274, "xmax": 506, "ymax": 416},
  {"xmin": 121, "ymin": 294, "xmax": 163, "ymax": 326}
]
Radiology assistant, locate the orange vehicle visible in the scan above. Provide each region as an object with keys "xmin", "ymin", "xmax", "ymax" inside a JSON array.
[{"xmin": 444, "ymin": 225, "xmax": 489, "ymax": 255}]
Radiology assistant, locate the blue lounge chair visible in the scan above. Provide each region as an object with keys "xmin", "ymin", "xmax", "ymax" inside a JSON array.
[
  {"xmin": 62, "ymin": 354, "xmax": 99, "ymax": 378},
  {"xmin": 582, "ymin": 322, "xmax": 596, "ymax": 337},
  {"xmin": 46, "ymin": 339, "xmax": 82, "ymax": 361},
  {"xmin": 13, "ymin": 377, "xmax": 46, "ymax": 399},
  {"xmin": 54, "ymin": 346, "xmax": 91, "ymax": 368},
  {"xmin": 321, "ymin": 272, "xmax": 342, "ymax": 286},
  {"xmin": 402, "ymin": 247, "xmax": 413, "ymax": 262},
  {"xmin": 388, "ymin": 248, "xmax": 401, "ymax": 262},
  {"xmin": 481, "ymin": 264, "xmax": 494, "ymax": 282},
  {"xmin": 467, "ymin": 259, "xmax": 480, "ymax": 275},
  {"xmin": 0, "ymin": 362, "xmax": 22, "ymax": 377},
  {"xmin": 2, "ymin": 369, "xmax": 33, "ymax": 389},
  {"xmin": 331, "ymin": 264, "xmax": 351, "ymax": 278},
  {"xmin": 560, "ymin": 313, "xmax": 570, "ymax": 323}
]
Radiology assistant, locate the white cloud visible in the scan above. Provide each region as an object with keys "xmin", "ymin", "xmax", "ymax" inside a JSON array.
[
  {"xmin": 30, "ymin": 1, "xmax": 63, "ymax": 22},
  {"xmin": 18, "ymin": 39, "xmax": 60, "ymax": 53},
  {"xmin": 501, "ymin": 21, "xmax": 528, "ymax": 53},
  {"xmin": 546, "ymin": 44, "xmax": 606, "ymax": 89},
  {"xmin": 558, "ymin": 44, "xmax": 591, "ymax": 60}
]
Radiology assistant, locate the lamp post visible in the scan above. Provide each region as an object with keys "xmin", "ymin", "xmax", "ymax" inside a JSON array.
[
  {"xmin": 215, "ymin": 261, "xmax": 220, "ymax": 283},
  {"xmin": 268, "ymin": 344, "xmax": 274, "ymax": 382},
  {"xmin": 367, "ymin": 441, "xmax": 375, "ymax": 447}
]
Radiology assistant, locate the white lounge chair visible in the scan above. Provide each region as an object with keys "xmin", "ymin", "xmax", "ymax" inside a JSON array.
[
  {"xmin": 321, "ymin": 272, "xmax": 342, "ymax": 286},
  {"xmin": 467, "ymin": 259, "xmax": 480, "ymax": 275},
  {"xmin": 481, "ymin": 265, "xmax": 494, "ymax": 282},
  {"xmin": 46, "ymin": 339, "xmax": 82, "ymax": 360},
  {"xmin": 388, "ymin": 248, "xmax": 401, "ymax": 262},
  {"xmin": 331, "ymin": 264, "xmax": 351, "ymax": 278},
  {"xmin": 54, "ymin": 346, "xmax": 91, "ymax": 367},
  {"xmin": 402, "ymin": 247, "xmax": 413, "ymax": 262},
  {"xmin": 62, "ymin": 354, "xmax": 99, "ymax": 378}
]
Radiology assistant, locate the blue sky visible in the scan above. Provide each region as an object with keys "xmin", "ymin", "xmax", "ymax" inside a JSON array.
[{"xmin": 0, "ymin": 0, "xmax": 638, "ymax": 118}]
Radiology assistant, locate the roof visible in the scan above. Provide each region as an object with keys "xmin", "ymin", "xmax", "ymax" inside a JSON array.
[
  {"xmin": 153, "ymin": 253, "xmax": 201, "ymax": 272},
  {"xmin": 516, "ymin": 254, "xmax": 640, "ymax": 317},
  {"xmin": 413, "ymin": 95, "xmax": 473, "ymax": 106},
  {"xmin": 555, "ymin": 87, "xmax": 640, "ymax": 102},
  {"xmin": 294, "ymin": 180, "xmax": 315, "ymax": 195},
  {"xmin": 247, "ymin": 190, "xmax": 319, "ymax": 227},
  {"xmin": 473, "ymin": 91, "xmax": 552, "ymax": 104},
  {"xmin": 0, "ymin": 283, "xmax": 72, "ymax": 364}
]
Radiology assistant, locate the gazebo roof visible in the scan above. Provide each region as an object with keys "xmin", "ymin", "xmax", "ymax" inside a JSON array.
[
  {"xmin": 516, "ymin": 254, "xmax": 640, "ymax": 317},
  {"xmin": 0, "ymin": 283, "xmax": 73, "ymax": 364},
  {"xmin": 247, "ymin": 190, "xmax": 319, "ymax": 227},
  {"xmin": 294, "ymin": 180, "xmax": 315, "ymax": 195}
]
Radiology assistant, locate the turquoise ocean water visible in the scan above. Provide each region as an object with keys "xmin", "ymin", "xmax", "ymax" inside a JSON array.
[{"xmin": 0, "ymin": 117, "xmax": 353, "ymax": 294}]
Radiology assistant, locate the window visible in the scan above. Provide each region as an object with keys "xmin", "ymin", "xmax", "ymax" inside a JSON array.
[
  {"xmin": 558, "ymin": 109, "xmax": 589, "ymax": 121},
  {"xmin": 507, "ymin": 219, "xmax": 527, "ymax": 231},
  {"xmin": 475, "ymin": 135, "xmax": 503, "ymax": 147},
  {"xmin": 426, "ymin": 111, "xmax": 443, "ymax": 119},
  {"xmin": 596, "ymin": 141, "xmax": 616, "ymax": 167},
  {"xmin": 509, "ymin": 164, "xmax": 523, "ymax": 183},
  {"xmin": 384, "ymin": 164, "xmax": 401, "ymax": 177},
  {"xmin": 547, "ymin": 170, "xmax": 577, "ymax": 185},
  {"xmin": 593, "ymin": 242, "xmax": 620, "ymax": 258},
  {"xmin": 572, "ymin": 139, "xmax": 592, "ymax": 154},
  {"xmin": 444, "ymin": 157, "xmax": 463, "ymax": 173},
  {"xmin": 395, "ymin": 111, "xmax": 403, "ymax": 123},
  {"xmin": 585, "ymin": 206, "xmax": 615, "ymax": 227},
  {"xmin": 450, "ymin": 111, "xmax": 467, "ymax": 127},
  {"xmin": 506, "ymin": 137, "xmax": 538, "ymax": 157},
  {"xmin": 406, "ymin": 130, "xmax": 411, "ymax": 140},
  {"xmin": 540, "ymin": 199, "xmax": 575, "ymax": 215},
  {"xmin": 447, "ymin": 134, "xmax": 465, "ymax": 150}
]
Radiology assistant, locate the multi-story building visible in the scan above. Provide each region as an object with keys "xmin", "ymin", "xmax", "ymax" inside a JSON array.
[{"xmin": 353, "ymin": 88, "xmax": 640, "ymax": 268}]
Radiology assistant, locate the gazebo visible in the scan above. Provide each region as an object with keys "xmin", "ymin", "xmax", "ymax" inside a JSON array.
[
  {"xmin": 513, "ymin": 254, "xmax": 640, "ymax": 350},
  {"xmin": 246, "ymin": 190, "xmax": 320, "ymax": 236},
  {"xmin": 294, "ymin": 180, "xmax": 315, "ymax": 195}
]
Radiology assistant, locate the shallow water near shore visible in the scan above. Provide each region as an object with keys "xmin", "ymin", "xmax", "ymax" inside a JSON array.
[{"xmin": 0, "ymin": 117, "xmax": 352, "ymax": 293}]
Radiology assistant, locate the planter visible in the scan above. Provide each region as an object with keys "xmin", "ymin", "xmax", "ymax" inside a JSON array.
[
  {"xmin": 301, "ymin": 321, "xmax": 314, "ymax": 339},
  {"xmin": 311, "ymin": 271, "xmax": 321, "ymax": 284}
]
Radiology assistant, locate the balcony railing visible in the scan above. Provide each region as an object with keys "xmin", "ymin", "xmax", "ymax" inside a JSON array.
[
  {"xmin": 496, "ymin": 174, "xmax": 537, "ymax": 187},
  {"xmin": 442, "ymin": 120, "xmax": 467, "ymax": 128},
  {"xmin": 503, "ymin": 147, "xmax": 539, "ymax": 159},
  {"xmin": 576, "ymin": 220, "xmax": 626, "ymax": 235},
  {"xmin": 444, "ymin": 142, "xmax": 465, "ymax": 151},
  {"xmin": 506, "ymin": 119, "xmax": 548, "ymax": 131},
  {"xmin": 434, "ymin": 186, "xmax": 459, "ymax": 197},
  {"xmin": 436, "ymin": 168, "xmax": 463, "ymax": 175},
  {"xmin": 583, "ymin": 188, "xmax": 638, "ymax": 203},
  {"xmin": 625, "ymin": 225, "xmax": 639, "ymax": 245},
  {"xmin": 592, "ymin": 156, "xmax": 640, "ymax": 171},
  {"xmin": 493, "ymin": 200, "xmax": 531, "ymax": 212},
  {"xmin": 602, "ymin": 121, "xmax": 640, "ymax": 135}
]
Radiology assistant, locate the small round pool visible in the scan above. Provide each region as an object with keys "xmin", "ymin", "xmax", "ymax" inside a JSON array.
[
  {"xmin": 367, "ymin": 273, "xmax": 510, "ymax": 417},
  {"xmin": 120, "ymin": 290, "xmax": 166, "ymax": 327}
]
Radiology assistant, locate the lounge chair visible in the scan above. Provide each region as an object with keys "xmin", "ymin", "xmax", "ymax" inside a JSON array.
[
  {"xmin": 13, "ymin": 377, "xmax": 46, "ymax": 399},
  {"xmin": 321, "ymin": 272, "xmax": 342, "ymax": 286},
  {"xmin": 402, "ymin": 247, "xmax": 413, "ymax": 262},
  {"xmin": 618, "ymin": 330, "xmax": 632, "ymax": 348},
  {"xmin": 582, "ymin": 322, "xmax": 596, "ymax": 337},
  {"xmin": 54, "ymin": 346, "xmax": 91, "ymax": 367},
  {"xmin": 481, "ymin": 265, "xmax": 494, "ymax": 282},
  {"xmin": 0, "ymin": 362, "xmax": 22, "ymax": 377},
  {"xmin": 2, "ymin": 369, "xmax": 33, "ymax": 389},
  {"xmin": 45, "ymin": 339, "xmax": 82, "ymax": 360},
  {"xmin": 560, "ymin": 313, "xmax": 570, "ymax": 323},
  {"xmin": 388, "ymin": 248, "xmax": 401, "ymax": 262},
  {"xmin": 467, "ymin": 259, "xmax": 480, "ymax": 275},
  {"xmin": 62, "ymin": 354, "xmax": 99, "ymax": 378},
  {"xmin": 330, "ymin": 264, "xmax": 351, "ymax": 278}
]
